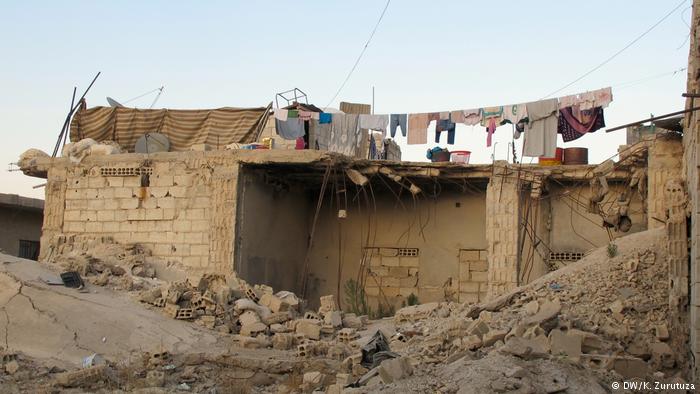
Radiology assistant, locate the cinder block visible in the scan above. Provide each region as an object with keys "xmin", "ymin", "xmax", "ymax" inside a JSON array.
[
  {"xmin": 381, "ymin": 257, "xmax": 400, "ymax": 267},
  {"xmin": 120, "ymin": 198, "xmax": 139, "ymax": 210},
  {"xmin": 156, "ymin": 197, "xmax": 176, "ymax": 209},
  {"xmin": 460, "ymin": 250, "xmax": 480, "ymax": 261},
  {"xmin": 86, "ymin": 199, "xmax": 104, "ymax": 210},
  {"xmin": 106, "ymin": 177, "xmax": 123, "ymax": 187},
  {"xmin": 381, "ymin": 277, "xmax": 400, "ymax": 287},
  {"xmin": 145, "ymin": 209, "xmax": 164, "ymax": 221},
  {"xmin": 113, "ymin": 187, "xmax": 133, "ymax": 198},
  {"xmin": 470, "ymin": 260, "xmax": 488, "ymax": 272},
  {"xmin": 399, "ymin": 257, "xmax": 419, "ymax": 268},
  {"xmin": 191, "ymin": 220, "xmax": 209, "ymax": 231},
  {"xmin": 388, "ymin": 267, "xmax": 409, "ymax": 278},
  {"xmin": 97, "ymin": 210, "xmax": 115, "ymax": 221},
  {"xmin": 459, "ymin": 282, "xmax": 480, "ymax": 293},
  {"xmin": 460, "ymin": 292, "xmax": 480, "ymax": 304},
  {"xmin": 470, "ymin": 271, "xmax": 488, "ymax": 282},
  {"xmin": 85, "ymin": 221, "xmax": 103, "ymax": 233},
  {"xmin": 102, "ymin": 221, "xmax": 120, "ymax": 232},
  {"xmin": 190, "ymin": 244, "xmax": 209, "ymax": 256},
  {"xmin": 186, "ymin": 209, "xmax": 205, "ymax": 220}
]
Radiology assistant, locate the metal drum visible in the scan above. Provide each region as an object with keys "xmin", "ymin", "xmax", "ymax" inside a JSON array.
[{"xmin": 563, "ymin": 148, "xmax": 588, "ymax": 165}]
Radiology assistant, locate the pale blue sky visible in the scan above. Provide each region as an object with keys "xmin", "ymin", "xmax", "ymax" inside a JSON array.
[{"xmin": 0, "ymin": 1, "xmax": 692, "ymax": 198}]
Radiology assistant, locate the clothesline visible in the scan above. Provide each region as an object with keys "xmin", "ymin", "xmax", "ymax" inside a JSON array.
[{"xmin": 274, "ymin": 86, "xmax": 612, "ymax": 159}]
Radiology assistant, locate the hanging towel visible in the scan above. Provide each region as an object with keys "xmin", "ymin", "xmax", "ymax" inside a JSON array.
[
  {"xmin": 523, "ymin": 99, "xmax": 559, "ymax": 157},
  {"xmin": 579, "ymin": 87, "xmax": 612, "ymax": 110},
  {"xmin": 299, "ymin": 111, "xmax": 315, "ymax": 121},
  {"xmin": 275, "ymin": 118, "xmax": 305, "ymax": 140},
  {"xmin": 407, "ymin": 113, "xmax": 430, "ymax": 145},
  {"xmin": 463, "ymin": 109, "xmax": 482, "ymax": 126},
  {"xmin": 502, "ymin": 104, "xmax": 528, "ymax": 125},
  {"xmin": 558, "ymin": 106, "xmax": 605, "ymax": 142},
  {"xmin": 559, "ymin": 94, "xmax": 579, "ymax": 109},
  {"xmin": 450, "ymin": 110, "xmax": 466, "ymax": 124},
  {"xmin": 319, "ymin": 112, "xmax": 332, "ymax": 124},
  {"xmin": 359, "ymin": 114, "xmax": 390, "ymax": 132},
  {"xmin": 287, "ymin": 110, "xmax": 299, "ymax": 118},
  {"xmin": 329, "ymin": 113, "xmax": 361, "ymax": 156},
  {"xmin": 274, "ymin": 109, "xmax": 288, "ymax": 121}
]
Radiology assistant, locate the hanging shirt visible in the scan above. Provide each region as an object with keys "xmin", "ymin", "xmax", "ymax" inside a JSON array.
[
  {"xmin": 407, "ymin": 113, "xmax": 430, "ymax": 145},
  {"xmin": 481, "ymin": 107, "xmax": 503, "ymax": 147},
  {"xmin": 329, "ymin": 113, "xmax": 362, "ymax": 156},
  {"xmin": 287, "ymin": 110, "xmax": 299, "ymax": 118},
  {"xmin": 502, "ymin": 104, "xmax": 528, "ymax": 125},
  {"xmin": 558, "ymin": 106, "xmax": 605, "ymax": 142},
  {"xmin": 450, "ymin": 110, "xmax": 466, "ymax": 124},
  {"xmin": 299, "ymin": 111, "xmax": 316, "ymax": 121},
  {"xmin": 523, "ymin": 99, "xmax": 558, "ymax": 157},
  {"xmin": 274, "ymin": 109, "xmax": 288, "ymax": 121},
  {"xmin": 275, "ymin": 118, "xmax": 305, "ymax": 140},
  {"xmin": 319, "ymin": 113, "xmax": 332, "ymax": 124},
  {"xmin": 463, "ymin": 109, "xmax": 482, "ymax": 126},
  {"xmin": 359, "ymin": 114, "xmax": 390, "ymax": 132}
]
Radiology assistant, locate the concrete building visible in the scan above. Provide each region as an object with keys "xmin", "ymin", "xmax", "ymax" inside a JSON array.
[
  {"xmin": 0, "ymin": 193, "xmax": 44, "ymax": 260},
  {"xmin": 20, "ymin": 133, "xmax": 678, "ymax": 312}
]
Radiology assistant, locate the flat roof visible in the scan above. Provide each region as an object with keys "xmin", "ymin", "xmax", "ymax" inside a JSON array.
[{"xmin": 0, "ymin": 193, "xmax": 44, "ymax": 211}]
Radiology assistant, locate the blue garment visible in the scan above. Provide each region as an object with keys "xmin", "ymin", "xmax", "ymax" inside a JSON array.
[
  {"xmin": 435, "ymin": 119, "xmax": 456, "ymax": 144},
  {"xmin": 319, "ymin": 113, "xmax": 332, "ymax": 124},
  {"xmin": 390, "ymin": 114, "xmax": 408, "ymax": 138}
]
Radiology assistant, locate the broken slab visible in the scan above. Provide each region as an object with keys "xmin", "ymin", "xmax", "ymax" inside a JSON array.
[
  {"xmin": 378, "ymin": 357, "xmax": 413, "ymax": 384},
  {"xmin": 548, "ymin": 329, "xmax": 582, "ymax": 362},
  {"xmin": 394, "ymin": 302, "xmax": 439, "ymax": 323},
  {"xmin": 500, "ymin": 337, "xmax": 549, "ymax": 360},
  {"xmin": 295, "ymin": 319, "xmax": 321, "ymax": 340}
]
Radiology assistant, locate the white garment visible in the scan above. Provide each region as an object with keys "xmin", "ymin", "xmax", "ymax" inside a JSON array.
[
  {"xmin": 463, "ymin": 109, "xmax": 482, "ymax": 126},
  {"xmin": 523, "ymin": 99, "xmax": 558, "ymax": 158},
  {"xmin": 274, "ymin": 109, "xmax": 288, "ymax": 121},
  {"xmin": 502, "ymin": 103, "xmax": 527, "ymax": 125},
  {"xmin": 359, "ymin": 114, "xmax": 389, "ymax": 132}
]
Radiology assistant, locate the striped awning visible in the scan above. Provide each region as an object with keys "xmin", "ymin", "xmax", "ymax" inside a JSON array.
[{"xmin": 69, "ymin": 105, "xmax": 270, "ymax": 152}]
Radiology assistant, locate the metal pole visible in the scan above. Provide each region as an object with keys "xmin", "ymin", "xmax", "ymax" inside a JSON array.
[{"xmin": 606, "ymin": 106, "xmax": 700, "ymax": 132}]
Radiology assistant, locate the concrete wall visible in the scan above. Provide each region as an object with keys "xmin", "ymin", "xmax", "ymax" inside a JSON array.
[
  {"xmin": 305, "ymin": 186, "xmax": 488, "ymax": 310},
  {"xmin": 234, "ymin": 168, "xmax": 311, "ymax": 293},
  {"xmin": 547, "ymin": 182, "xmax": 646, "ymax": 252},
  {"xmin": 40, "ymin": 153, "xmax": 241, "ymax": 280},
  {"xmin": 0, "ymin": 206, "xmax": 43, "ymax": 257}
]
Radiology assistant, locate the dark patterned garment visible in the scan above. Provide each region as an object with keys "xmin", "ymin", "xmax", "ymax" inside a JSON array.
[{"xmin": 557, "ymin": 106, "xmax": 605, "ymax": 142}]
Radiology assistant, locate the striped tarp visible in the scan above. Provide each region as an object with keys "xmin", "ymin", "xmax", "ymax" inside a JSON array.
[{"xmin": 70, "ymin": 105, "xmax": 270, "ymax": 152}]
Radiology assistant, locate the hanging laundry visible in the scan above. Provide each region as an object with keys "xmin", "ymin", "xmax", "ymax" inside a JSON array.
[
  {"xmin": 502, "ymin": 103, "xmax": 528, "ymax": 125},
  {"xmin": 329, "ymin": 113, "xmax": 362, "ymax": 156},
  {"xmin": 463, "ymin": 109, "xmax": 482, "ymax": 126},
  {"xmin": 274, "ymin": 108, "xmax": 288, "ymax": 121},
  {"xmin": 299, "ymin": 111, "xmax": 316, "ymax": 121},
  {"xmin": 435, "ymin": 119, "xmax": 456, "ymax": 145},
  {"xmin": 359, "ymin": 114, "xmax": 390, "ymax": 132},
  {"xmin": 295, "ymin": 137, "xmax": 306, "ymax": 149},
  {"xmin": 407, "ymin": 113, "xmax": 430, "ymax": 145},
  {"xmin": 523, "ymin": 99, "xmax": 558, "ymax": 157},
  {"xmin": 439, "ymin": 111, "xmax": 450, "ymax": 120},
  {"xmin": 310, "ymin": 121, "xmax": 331, "ymax": 150},
  {"xmin": 558, "ymin": 106, "xmax": 605, "ymax": 142},
  {"xmin": 558, "ymin": 94, "xmax": 579, "ymax": 109},
  {"xmin": 389, "ymin": 114, "xmax": 408, "ymax": 137},
  {"xmin": 481, "ymin": 106, "xmax": 503, "ymax": 147},
  {"xmin": 450, "ymin": 110, "xmax": 465, "ymax": 124},
  {"xmin": 275, "ymin": 118, "xmax": 305, "ymax": 140},
  {"xmin": 428, "ymin": 112, "xmax": 441, "ymax": 123},
  {"xmin": 319, "ymin": 112, "xmax": 332, "ymax": 124},
  {"xmin": 579, "ymin": 87, "xmax": 612, "ymax": 110},
  {"xmin": 287, "ymin": 110, "xmax": 299, "ymax": 118}
]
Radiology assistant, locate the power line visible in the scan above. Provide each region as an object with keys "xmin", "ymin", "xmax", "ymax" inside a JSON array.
[
  {"xmin": 324, "ymin": 0, "xmax": 391, "ymax": 109},
  {"xmin": 541, "ymin": 0, "xmax": 689, "ymax": 99},
  {"xmin": 613, "ymin": 67, "xmax": 687, "ymax": 90}
]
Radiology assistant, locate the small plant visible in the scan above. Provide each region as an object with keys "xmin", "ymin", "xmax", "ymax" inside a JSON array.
[
  {"xmin": 372, "ymin": 302, "xmax": 395, "ymax": 319},
  {"xmin": 407, "ymin": 293, "xmax": 419, "ymax": 306},
  {"xmin": 607, "ymin": 242, "xmax": 618, "ymax": 258},
  {"xmin": 343, "ymin": 279, "xmax": 370, "ymax": 316}
]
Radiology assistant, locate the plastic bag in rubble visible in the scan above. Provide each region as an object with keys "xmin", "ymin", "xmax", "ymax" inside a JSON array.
[{"xmin": 360, "ymin": 330, "xmax": 399, "ymax": 368}]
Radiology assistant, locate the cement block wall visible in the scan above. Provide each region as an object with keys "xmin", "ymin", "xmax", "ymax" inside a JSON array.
[
  {"xmin": 305, "ymin": 187, "xmax": 488, "ymax": 310},
  {"xmin": 648, "ymin": 134, "xmax": 683, "ymax": 229},
  {"xmin": 0, "ymin": 206, "xmax": 43, "ymax": 257},
  {"xmin": 40, "ymin": 153, "xmax": 241, "ymax": 280}
]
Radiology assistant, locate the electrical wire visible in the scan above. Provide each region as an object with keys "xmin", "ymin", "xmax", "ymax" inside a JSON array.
[
  {"xmin": 541, "ymin": 0, "xmax": 689, "ymax": 99},
  {"xmin": 324, "ymin": 0, "xmax": 391, "ymax": 109}
]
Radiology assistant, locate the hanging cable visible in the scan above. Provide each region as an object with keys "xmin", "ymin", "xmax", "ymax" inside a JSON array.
[
  {"xmin": 324, "ymin": 0, "xmax": 391, "ymax": 109},
  {"xmin": 541, "ymin": 0, "xmax": 689, "ymax": 99}
]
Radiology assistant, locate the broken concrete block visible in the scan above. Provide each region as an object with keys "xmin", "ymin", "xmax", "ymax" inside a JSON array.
[
  {"xmin": 275, "ymin": 291, "xmax": 300, "ymax": 311},
  {"xmin": 175, "ymin": 308, "xmax": 195, "ymax": 320},
  {"xmin": 260, "ymin": 293, "xmax": 289, "ymax": 313},
  {"xmin": 523, "ymin": 299, "xmax": 561, "ymax": 326},
  {"xmin": 238, "ymin": 310, "xmax": 261, "ymax": 326},
  {"xmin": 523, "ymin": 300, "xmax": 539, "ymax": 315},
  {"xmin": 478, "ymin": 310, "xmax": 492, "ymax": 322},
  {"xmin": 609, "ymin": 299, "xmax": 624, "ymax": 314},
  {"xmin": 262, "ymin": 311, "xmax": 292, "ymax": 326},
  {"xmin": 164, "ymin": 303, "xmax": 180, "ymax": 319},
  {"xmin": 272, "ymin": 333, "xmax": 295, "ymax": 350},
  {"xmin": 394, "ymin": 302, "xmax": 439, "ymax": 323},
  {"xmin": 55, "ymin": 365, "xmax": 108, "ymax": 387},
  {"xmin": 240, "ymin": 322, "xmax": 267, "ymax": 337},
  {"xmin": 549, "ymin": 330, "xmax": 582, "ymax": 362},
  {"xmin": 650, "ymin": 342, "xmax": 675, "ymax": 369},
  {"xmin": 4, "ymin": 360, "xmax": 19, "ymax": 375},
  {"xmin": 378, "ymin": 357, "xmax": 413, "ymax": 384},
  {"xmin": 303, "ymin": 371, "xmax": 324, "ymax": 386},
  {"xmin": 145, "ymin": 370, "xmax": 166, "ymax": 387},
  {"xmin": 270, "ymin": 323, "xmax": 287, "ymax": 334},
  {"xmin": 338, "ymin": 328, "xmax": 360, "ymax": 343},
  {"xmin": 483, "ymin": 329, "xmax": 507, "ymax": 347},
  {"xmin": 324, "ymin": 310, "xmax": 343, "ymax": 328},
  {"xmin": 462, "ymin": 335, "xmax": 483, "ymax": 350},
  {"xmin": 296, "ymin": 319, "xmax": 321, "ymax": 340},
  {"xmin": 611, "ymin": 356, "xmax": 649, "ymax": 379},
  {"xmin": 466, "ymin": 319, "xmax": 490, "ymax": 338},
  {"xmin": 196, "ymin": 315, "xmax": 216, "ymax": 329},
  {"xmin": 233, "ymin": 334, "xmax": 270, "ymax": 349},
  {"xmin": 319, "ymin": 295, "xmax": 338, "ymax": 314},
  {"xmin": 500, "ymin": 337, "xmax": 549, "ymax": 360},
  {"xmin": 654, "ymin": 324, "xmax": 670, "ymax": 341},
  {"xmin": 342, "ymin": 313, "xmax": 363, "ymax": 329},
  {"xmin": 567, "ymin": 329, "xmax": 605, "ymax": 353},
  {"xmin": 139, "ymin": 287, "xmax": 163, "ymax": 304}
]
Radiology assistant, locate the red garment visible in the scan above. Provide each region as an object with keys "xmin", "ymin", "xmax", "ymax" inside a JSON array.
[{"xmin": 295, "ymin": 137, "xmax": 306, "ymax": 150}]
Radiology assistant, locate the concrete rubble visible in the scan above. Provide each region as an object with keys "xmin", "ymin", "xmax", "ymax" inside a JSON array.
[{"xmin": 0, "ymin": 227, "xmax": 695, "ymax": 393}]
